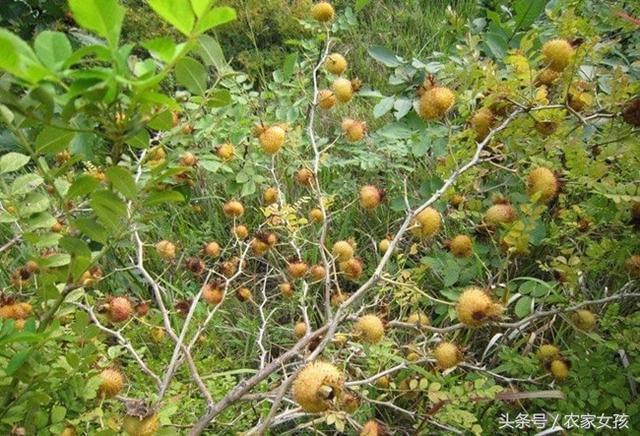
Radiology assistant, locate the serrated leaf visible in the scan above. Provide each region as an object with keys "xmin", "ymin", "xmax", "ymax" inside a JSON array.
[{"xmin": 90, "ymin": 190, "xmax": 126, "ymax": 231}]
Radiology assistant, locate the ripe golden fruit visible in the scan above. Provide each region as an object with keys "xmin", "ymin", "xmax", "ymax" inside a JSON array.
[
  {"xmin": 288, "ymin": 260, "xmax": 309, "ymax": 278},
  {"xmin": 151, "ymin": 327, "xmax": 166, "ymax": 343},
  {"xmin": 310, "ymin": 264, "xmax": 326, "ymax": 281},
  {"xmin": 332, "ymin": 77, "xmax": 353, "ymax": 103},
  {"xmin": 360, "ymin": 419, "xmax": 385, "ymax": 436},
  {"xmin": 411, "ymin": 207, "xmax": 441, "ymax": 238},
  {"xmin": 108, "ymin": 297, "xmax": 133, "ymax": 323},
  {"xmin": 309, "ymin": 208, "xmax": 324, "ymax": 223},
  {"xmin": 318, "ymin": 89, "xmax": 337, "ymax": 110},
  {"xmin": 220, "ymin": 260, "xmax": 237, "ymax": 278},
  {"xmin": 354, "ymin": 314, "xmax": 384, "ymax": 344},
  {"xmin": 375, "ymin": 375, "xmax": 390, "ymax": 389},
  {"xmin": 359, "ymin": 185, "xmax": 382, "ymax": 209},
  {"xmin": 550, "ymin": 359, "xmax": 569, "ymax": 380},
  {"xmin": 378, "ymin": 238, "xmax": 391, "ymax": 254},
  {"xmin": 572, "ymin": 309, "xmax": 596, "ymax": 331},
  {"xmin": 332, "ymin": 240, "xmax": 354, "ymax": 261},
  {"xmin": 537, "ymin": 344, "xmax": 560, "ymax": 361},
  {"xmin": 179, "ymin": 152, "xmax": 197, "ymax": 166},
  {"xmin": 470, "ymin": 108, "xmax": 494, "ymax": 140},
  {"xmin": 279, "ymin": 282, "xmax": 294, "ymax": 297},
  {"xmin": 340, "ymin": 258, "xmax": 363, "ymax": 279},
  {"xmin": 259, "ymin": 125, "xmax": 286, "ymax": 154},
  {"xmin": 216, "ymin": 143, "xmax": 235, "ymax": 161},
  {"xmin": 204, "ymin": 241, "xmax": 221, "ymax": 257},
  {"xmin": 122, "ymin": 413, "xmax": 159, "ymax": 436},
  {"xmin": 535, "ymin": 68, "xmax": 559, "ymax": 86},
  {"xmin": 60, "ymin": 425, "xmax": 77, "ymax": 436},
  {"xmin": 406, "ymin": 311, "xmax": 430, "ymax": 327},
  {"xmin": 223, "ymin": 200, "xmax": 244, "ymax": 218},
  {"xmin": 202, "ymin": 283, "xmax": 224, "ymax": 305},
  {"xmin": 484, "ymin": 203, "xmax": 516, "ymax": 225},
  {"xmin": 292, "ymin": 361, "xmax": 344, "ymax": 412},
  {"xmin": 311, "ymin": 1, "xmax": 335, "ymax": 22},
  {"xmin": 330, "ymin": 292, "xmax": 347, "ymax": 307},
  {"xmin": 450, "ymin": 194, "xmax": 464, "ymax": 207},
  {"xmin": 542, "ymin": 38, "xmax": 574, "ymax": 72},
  {"xmin": 325, "ymin": 53, "xmax": 347, "ymax": 75},
  {"xmin": 51, "ymin": 221, "xmax": 64, "ymax": 233},
  {"xmin": 251, "ymin": 238, "xmax": 270, "ymax": 256},
  {"xmin": 294, "ymin": 321, "xmax": 307, "ymax": 338},
  {"xmin": 24, "ymin": 260, "xmax": 39, "ymax": 274},
  {"xmin": 295, "ymin": 168, "xmax": 314, "ymax": 186},
  {"xmin": 456, "ymin": 287, "xmax": 503, "ymax": 326},
  {"xmin": 434, "ymin": 342, "xmax": 460, "ymax": 369},
  {"xmin": 527, "ymin": 167, "xmax": 558, "ymax": 203},
  {"xmin": 263, "ymin": 187, "xmax": 279, "ymax": 205},
  {"xmin": 236, "ymin": 287, "xmax": 252, "ymax": 302},
  {"xmin": 341, "ymin": 118, "xmax": 366, "ymax": 142},
  {"xmin": 233, "ymin": 225, "xmax": 249, "ymax": 240},
  {"xmin": 450, "ymin": 234, "xmax": 473, "ymax": 257},
  {"xmin": 625, "ymin": 254, "xmax": 640, "ymax": 277},
  {"xmin": 98, "ymin": 368, "xmax": 124, "ymax": 397},
  {"xmin": 419, "ymin": 86, "xmax": 455, "ymax": 120}
]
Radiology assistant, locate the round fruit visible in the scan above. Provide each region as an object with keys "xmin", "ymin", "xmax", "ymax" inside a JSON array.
[
  {"xmin": 341, "ymin": 118, "xmax": 366, "ymax": 142},
  {"xmin": 279, "ymin": 282, "xmax": 294, "ymax": 297},
  {"xmin": 550, "ymin": 359, "xmax": 569, "ymax": 380},
  {"xmin": 340, "ymin": 258, "xmax": 363, "ymax": 279},
  {"xmin": 186, "ymin": 257, "xmax": 205, "ymax": 275},
  {"xmin": 325, "ymin": 53, "xmax": 347, "ymax": 75},
  {"xmin": 311, "ymin": 1, "xmax": 335, "ymax": 22},
  {"xmin": 310, "ymin": 264, "xmax": 326, "ymax": 281},
  {"xmin": 251, "ymin": 238, "xmax": 270, "ymax": 256},
  {"xmin": 419, "ymin": 86, "xmax": 455, "ymax": 120},
  {"xmin": 332, "ymin": 240, "xmax": 354, "ymax": 261},
  {"xmin": 51, "ymin": 221, "xmax": 64, "ymax": 233},
  {"xmin": 484, "ymin": 203, "xmax": 516, "ymax": 225},
  {"xmin": 378, "ymin": 238, "xmax": 391, "ymax": 254},
  {"xmin": 263, "ymin": 187, "xmax": 279, "ymax": 205},
  {"xmin": 220, "ymin": 260, "xmax": 237, "ymax": 278},
  {"xmin": 259, "ymin": 126, "xmax": 286, "ymax": 154},
  {"xmin": 24, "ymin": 260, "xmax": 39, "ymax": 274},
  {"xmin": 216, "ymin": 143, "xmax": 235, "ymax": 160},
  {"xmin": 108, "ymin": 297, "xmax": 133, "ymax": 323},
  {"xmin": 456, "ymin": 287, "xmax": 502, "ymax": 326},
  {"xmin": 375, "ymin": 375, "xmax": 390, "ymax": 389},
  {"xmin": 179, "ymin": 152, "xmax": 197, "ymax": 166},
  {"xmin": 318, "ymin": 89, "xmax": 337, "ymax": 110},
  {"xmin": 330, "ymin": 292, "xmax": 347, "ymax": 307},
  {"xmin": 223, "ymin": 200, "xmax": 244, "ymax": 218},
  {"xmin": 450, "ymin": 235, "xmax": 473, "ymax": 257},
  {"xmin": 292, "ymin": 361, "xmax": 344, "ymax": 412},
  {"xmin": 288, "ymin": 260, "xmax": 309, "ymax": 278},
  {"xmin": 537, "ymin": 344, "xmax": 560, "ymax": 361},
  {"xmin": 625, "ymin": 254, "xmax": 640, "ymax": 277},
  {"xmin": 359, "ymin": 185, "xmax": 382, "ymax": 210},
  {"xmin": 622, "ymin": 98, "xmax": 640, "ymax": 126},
  {"xmin": 309, "ymin": 208, "xmax": 324, "ymax": 223},
  {"xmin": 122, "ymin": 413, "xmax": 159, "ymax": 436},
  {"xmin": 360, "ymin": 419, "xmax": 385, "ymax": 436},
  {"xmin": 433, "ymin": 342, "xmax": 460, "ymax": 369},
  {"xmin": 411, "ymin": 207, "xmax": 441, "ymax": 238},
  {"xmin": 295, "ymin": 168, "xmax": 314, "ymax": 186},
  {"xmin": 527, "ymin": 167, "xmax": 558, "ymax": 203},
  {"xmin": 535, "ymin": 68, "xmax": 559, "ymax": 86},
  {"xmin": 98, "ymin": 368, "xmax": 124, "ymax": 397},
  {"xmin": 236, "ymin": 287, "xmax": 252, "ymax": 302},
  {"xmin": 470, "ymin": 108, "xmax": 494, "ymax": 140},
  {"xmin": 406, "ymin": 311, "xmax": 430, "ymax": 327},
  {"xmin": 572, "ymin": 309, "xmax": 596, "ymax": 331},
  {"xmin": 202, "ymin": 283, "xmax": 224, "ymax": 305},
  {"xmin": 233, "ymin": 225, "xmax": 249, "ymax": 240},
  {"xmin": 332, "ymin": 77, "xmax": 353, "ymax": 103},
  {"xmin": 151, "ymin": 327, "xmax": 166, "ymax": 343},
  {"xmin": 542, "ymin": 39, "xmax": 573, "ymax": 72},
  {"xmin": 354, "ymin": 314, "xmax": 384, "ymax": 344},
  {"xmin": 60, "ymin": 426, "xmax": 77, "ymax": 436},
  {"xmin": 294, "ymin": 321, "xmax": 307, "ymax": 338},
  {"xmin": 204, "ymin": 241, "xmax": 221, "ymax": 257}
]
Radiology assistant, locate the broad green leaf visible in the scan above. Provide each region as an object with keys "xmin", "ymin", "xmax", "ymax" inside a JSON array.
[
  {"xmin": 282, "ymin": 52, "xmax": 297, "ymax": 80},
  {"xmin": 21, "ymin": 192, "xmax": 50, "ymax": 216},
  {"xmin": 484, "ymin": 32, "xmax": 508, "ymax": 59},
  {"xmin": 51, "ymin": 406, "xmax": 66, "ymax": 424},
  {"xmin": 355, "ymin": 0, "xmax": 372, "ymax": 12},
  {"xmin": 148, "ymin": 0, "xmax": 195, "ymax": 36},
  {"xmin": 0, "ymin": 152, "xmax": 30, "ymax": 174},
  {"xmin": 90, "ymin": 190, "xmax": 127, "ymax": 231},
  {"xmin": 105, "ymin": 166, "xmax": 137, "ymax": 199},
  {"xmin": 196, "ymin": 35, "xmax": 229, "ymax": 72},
  {"xmin": 367, "ymin": 46, "xmax": 401, "ymax": 67},
  {"xmin": 147, "ymin": 110, "xmax": 174, "ymax": 130},
  {"xmin": 35, "ymin": 126, "xmax": 75, "ymax": 154},
  {"xmin": 11, "ymin": 174, "xmax": 43, "ymax": 196},
  {"xmin": 34, "ymin": 31, "xmax": 72, "ymax": 70},
  {"xmin": 515, "ymin": 296, "xmax": 533, "ymax": 318},
  {"xmin": 373, "ymin": 96, "xmax": 394, "ymax": 118},
  {"xmin": 142, "ymin": 37, "xmax": 178, "ymax": 63},
  {"xmin": 68, "ymin": 0, "xmax": 125, "ymax": 49},
  {"xmin": 72, "ymin": 217, "xmax": 108, "ymax": 244},
  {"xmin": 60, "ymin": 236, "xmax": 92, "ymax": 280},
  {"xmin": 513, "ymin": 0, "xmax": 549, "ymax": 33},
  {"xmin": 191, "ymin": 0, "xmax": 213, "ymax": 17},
  {"xmin": 207, "ymin": 89, "xmax": 231, "ymax": 107},
  {"xmin": 144, "ymin": 190, "xmax": 185, "ymax": 206},
  {"xmin": 0, "ymin": 29, "xmax": 51, "ymax": 83},
  {"xmin": 194, "ymin": 7, "xmax": 237, "ymax": 34},
  {"xmin": 175, "ymin": 57, "xmax": 207, "ymax": 95},
  {"xmin": 24, "ymin": 212, "xmax": 57, "ymax": 231},
  {"xmin": 125, "ymin": 129, "xmax": 150, "ymax": 149},
  {"xmin": 67, "ymin": 175, "xmax": 101, "ymax": 199},
  {"xmin": 6, "ymin": 349, "xmax": 31, "ymax": 376}
]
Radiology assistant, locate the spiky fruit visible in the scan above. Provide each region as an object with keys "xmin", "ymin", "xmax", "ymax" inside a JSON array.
[
  {"xmin": 295, "ymin": 168, "xmax": 314, "ymax": 186},
  {"xmin": 204, "ymin": 241, "xmax": 221, "ymax": 258},
  {"xmin": 251, "ymin": 238, "xmax": 270, "ymax": 256},
  {"xmin": 330, "ymin": 292, "xmax": 347, "ymax": 307},
  {"xmin": 309, "ymin": 208, "xmax": 324, "ymax": 223},
  {"xmin": 317, "ymin": 89, "xmax": 337, "ymax": 110},
  {"xmin": 279, "ymin": 282, "xmax": 294, "ymax": 297},
  {"xmin": 288, "ymin": 260, "xmax": 309, "ymax": 278},
  {"xmin": 24, "ymin": 260, "xmax": 39, "ymax": 274},
  {"xmin": 51, "ymin": 221, "xmax": 64, "ymax": 233},
  {"xmin": 631, "ymin": 202, "xmax": 640, "ymax": 221},
  {"xmin": 325, "ymin": 53, "xmax": 347, "ymax": 75},
  {"xmin": 310, "ymin": 264, "xmax": 326, "ymax": 281},
  {"xmin": 411, "ymin": 207, "xmax": 441, "ymax": 238},
  {"xmin": 434, "ymin": 342, "xmax": 460, "ymax": 369},
  {"xmin": 354, "ymin": 314, "xmax": 384, "ymax": 344},
  {"xmin": 622, "ymin": 98, "xmax": 640, "ymax": 126},
  {"xmin": 186, "ymin": 257, "xmax": 205, "ymax": 275},
  {"xmin": 537, "ymin": 344, "xmax": 561, "ymax": 361},
  {"xmin": 625, "ymin": 254, "xmax": 640, "ymax": 277},
  {"xmin": 406, "ymin": 311, "xmax": 430, "ymax": 328},
  {"xmin": 216, "ymin": 143, "xmax": 235, "ymax": 161},
  {"xmin": 60, "ymin": 426, "xmax": 77, "ymax": 436},
  {"xmin": 233, "ymin": 225, "xmax": 249, "ymax": 240},
  {"xmin": 535, "ymin": 68, "xmax": 559, "ymax": 87},
  {"xmin": 332, "ymin": 77, "xmax": 353, "ymax": 103},
  {"xmin": 449, "ymin": 235, "xmax": 473, "ymax": 257},
  {"xmin": 332, "ymin": 240, "xmax": 354, "ymax": 261},
  {"xmin": 550, "ymin": 359, "xmax": 569, "ymax": 380},
  {"xmin": 340, "ymin": 258, "xmax": 363, "ymax": 279},
  {"xmin": 527, "ymin": 167, "xmax": 558, "ymax": 203},
  {"xmin": 122, "ymin": 413, "xmax": 158, "ymax": 436},
  {"xmin": 151, "ymin": 327, "xmax": 166, "ymax": 343},
  {"xmin": 223, "ymin": 200, "xmax": 244, "ymax": 218},
  {"xmin": 294, "ymin": 321, "xmax": 307, "ymax": 338},
  {"xmin": 572, "ymin": 309, "xmax": 596, "ymax": 331},
  {"xmin": 98, "ymin": 368, "xmax": 124, "ymax": 397},
  {"xmin": 263, "ymin": 187, "xmax": 279, "ymax": 205},
  {"xmin": 12, "ymin": 302, "xmax": 32, "ymax": 319},
  {"xmin": 456, "ymin": 287, "xmax": 502, "ymax": 326},
  {"xmin": 341, "ymin": 118, "xmax": 366, "ymax": 142},
  {"xmin": 360, "ymin": 419, "xmax": 386, "ymax": 436},
  {"xmin": 470, "ymin": 108, "xmax": 494, "ymax": 140},
  {"xmin": 375, "ymin": 375, "xmax": 390, "ymax": 389},
  {"xmin": 568, "ymin": 89, "xmax": 592, "ymax": 112},
  {"xmin": 108, "ymin": 297, "xmax": 133, "ymax": 323},
  {"xmin": 542, "ymin": 38, "xmax": 574, "ymax": 72},
  {"xmin": 484, "ymin": 203, "xmax": 516, "ymax": 225},
  {"xmin": 292, "ymin": 361, "xmax": 344, "ymax": 412},
  {"xmin": 236, "ymin": 287, "xmax": 252, "ymax": 302},
  {"xmin": 179, "ymin": 152, "xmax": 197, "ymax": 167},
  {"xmin": 311, "ymin": 1, "xmax": 335, "ymax": 22},
  {"xmin": 419, "ymin": 86, "xmax": 455, "ymax": 120},
  {"xmin": 359, "ymin": 185, "xmax": 382, "ymax": 209},
  {"xmin": 259, "ymin": 126, "xmax": 286, "ymax": 154},
  {"xmin": 379, "ymin": 238, "xmax": 392, "ymax": 254},
  {"xmin": 220, "ymin": 260, "xmax": 237, "ymax": 278},
  {"xmin": 202, "ymin": 283, "xmax": 224, "ymax": 305}
]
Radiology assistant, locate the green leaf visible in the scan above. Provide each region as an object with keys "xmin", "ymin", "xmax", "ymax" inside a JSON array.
[
  {"xmin": 0, "ymin": 152, "xmax": 30, "ymax": 174},
  {"xmin": 68, "ymin": 0, "xmax": 125, "ymax": 49},
  {"xmin": 443, "ymin": 260, "xmax": 460, "ymax": 287},
  {"xmin": 514, "ymin": 296, "xmax": 532, "ymax": 318},
  {"xmin": 11, "ymin": 174, "xmax": 43, "ymax": 196},
  {"xmin": 513, "ymin": 0, "xmax": 549, "ymax": 34},
  {"xmin": 125, "ymin": 129, "xmax": 150, "ymax": 149},
  {"xmin": 35, "ymin": 126, "xmax": 75, "ymax": 154},
  {"xmin": 51, "ymin": 405, "xmax": 66, "ymax": 424},
  {"xmin": 484, "ymin": 32, "xmax": 508, "ymax": 59},
  {"xmin": 196, "ymin": 35, "xmax": 229, "ymax": 73},
  {"xmin": 73, "ymin": 218, "xmax": 108, "ymax": 244},
  {"xmin": 175, "ymin": 57, "xmax": 207, "ymax": 95},
  {"xmin": 0, "ymin": 29, "xmax": 51, "ymax": 83},
  {"xmin": 194, "ymin": 7, "xmax": 237, "ymax": 34},
  {"xmin": 34, "ymin": 31, "xmax": 72, "ymax": 70},
  {"xmin": 142, "ymin": 37, "xmax": 179, "ymax": 63},
  {"xmin": 105, "ymin": 166, "xmax": 137, "ymax": 199},
  {"xmin": 355, "ymin": 0, "xmax": 372, "ymax": 12},
  {"xmin": 190, "ymin": 0, "xmax": 213, "ymax": 17},
  {"xmin": 144, "ymin": 190, "xmax": 185, "ymax": 207},
  {"xmin": 60, "ymin": 236, "xmax": 92, "ymax": 280},
  {"xmin": 373, "ymin": 96, "xmax": 394, "ymax": 118},
  {"xmin": 207, "ymin": 89, "xmax": 231, "ymax": 107},
  {"xmin": 90, "ymin": 190, "xmax": 127, "ymax": 231},
  {"xmin": 148, "ymin": 0, "xmax": 195, "ymax": 36},
  {"xmin": 282, "ymin": 52, "xmax": 297, "ymax": 80},
  {"xmin": 67, "ymin": 175, "xmax": 100, "ymax": 199},
  {"xmin": 6, "ymin": 349, "xmax": 31, "ymax": 376},
  {"xmin": 367, "ymin": 46, "xmax": 401, "ymax": 67},
  {"xmin": 21, "ymin": 192, "xmax": 50, "ymax": 216}
]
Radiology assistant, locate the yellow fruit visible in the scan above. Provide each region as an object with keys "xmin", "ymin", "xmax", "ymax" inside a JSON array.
[
  {"xmin": 484, "ymin": 203, "xmax": 516, "ymax": 225},
  {"xmin": 332, "ymin": 77, "xmax": 353, "ymax": 103},
  {"xmin": 311, "ymin": 1, "xmax": 335, "ymax": 22},
  {"xmin": 456, "ymin": 287, "xmax": 502, "ymax": 326},
  {"xmin": 325, "ymin": 53, "xmax": 347, "ymax": 75},
  {"xmin": 14, "ymin": 318, "xmax": 26, "ymax": 330},
  {"xmin": 98, "ymin": 368, "xmax": 124, "ymax": 397},
  {"xmin": 51, "ymin": 221, "xmax": 64, "ymax": 233},
  {"xmin": 60, "ymin": 426, "xmax": 77, "ymax": 436},
  {"xmin": 309, "ymin": 208, "xmax": 324, "ymax": 223},
  {"xmin": 288, "ymin": 260, "xmax": 309, "ymax": 279},
  {"xmin": 310, "ymin": 264, "xmax": 326, "ymax": 281},
  {"xmin": 108, "ymin": 297, "xmax": 133, "ymax": 323},
  {"xmin": 359, "ymin": 185, "xmax": 381, "ymax": 209},
  {"xmin": 259, "ymin": 126, "xmax": 286, "ymax": 154},
  {"xmin": 318, "ymin": 89, "xmax": 337, "ymax": 110},
  {"xmin": 550, "ymin": 359, "xmax": 569, "ymax": 380},
  {"xmin": 294, "ymin": 321, "xmax": 307, "ymax": 338},
  {"xmin": 233, "ymin": 225, "xmax": 249, "ymax": 240},
  {"xmin": 470, "ymin": 108, "xmax": 494, "ymax": 140},
  {"xmin": 279, "ymin": 282, "xmax": 294, "ymax": 297},
  {"xmin": 236, "ymin": 287, "xmax": 252, "ymax": 302},
  {"xmin": 223, "ymin": 200, "xmax": 244, "ymax": 218},
  {"xmin": 179, "ymin": 152, "xmax": 197, "ymax": 166},
  {"xmin": 292, "ymin": 361, "xmax": 344, "ymax": 412},
  {"xmin": 24, "ymin": 260, "xmax": 39, "ymax": 274},
  {"xmin": 625, "ymin": 254, "xmax": 640, "ymax": 277},
  {"xmin": 340, "ymin": 258, "xmax": 363, "ymax": 279},
  {"xmin": 572, "ymin": 309, "xmax": 596, "ymax": 331},
  {"xmin": 251, "ymin": 238, "xmax": 270, "ymax": 256},
  {"xmin": 406, "ymin": 311, "xmax": 430, "ymax": 327},
  {"xmin": 411, "ymin": 207, "xmax": 441, "ymax": 238},
  {"xmin": 375, "ymin": 375, "xmax": 389, "ymax": 389},
  {"xmin": 433, "ymin": 342, "xmax": 460, "ymax": 369},
  {"xmin": 568, "ymin": 89, "xmax": 592, "ymax": 112},
  {"xmin": 527, "ymin": 167, "xmax": 558, "ymax": 203},
  {"xmin": 332, "ymin": 240, "xmax": 354, "ymax": 261},
  {"xmin": 220, "ymin": 260, "xmax": 237, "ymax": 278},
  {"xmin": 419, "ymin": 86, "xmax": 455, "ymax": 120},
  {"xmin": 378, "ymin": 238, "xmax": 391, "ymax": 254},
  {"xmin": 354, "ymin": 314, "xmax": 384, "ymax": 344},
  {"xmin": 330, "ymin": 292, "xmax": 347, "ymax": 307},
  {"xmin": 202, "ymin": 283, "xmax": 224, "ymax": 305},
  {"xmin": 537, "ymin": 344, "xmax": 560, "ymax": 361},
  {"xmin": 360, "ymin": 420, "xmax": 385, "ymax": 436},
  {"xmin": 450, "ymin": 234, "xmax": 473, "ymax": 257},
  {"xmin": 216, "ymin": 143, "xmax": 235, "ymax": 160},
  {"xmin": 263, "ymin": 187, "xmax": 279, "ymax": 205},
  {"xmin": 535, "ymin": 68, "xmax": 559, "ymax": 86},
  {"xmin": 151, "ymin": 327, "xmax": 166, "ymax": 343},
  {"xmin": 122, "ymin": 413, "xmax": 159, "ymax": 436},
  {"xmin": 542, "ymin": 38, "xmax": 574, "ymax": 72},
  {"xmin": 204, "ymin": 241, "xmax": 221, "ymax": 257},
  {"xmin": 450, "ymin": 194, "xmax": 464, "ymax": 207},
  {"xmin": 341, "ymin": 118, "xmax": 366, "ymax": 142},
  {"xmin": 295, "ymin": 168, "xmax": 314, "ymax": 186}
]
